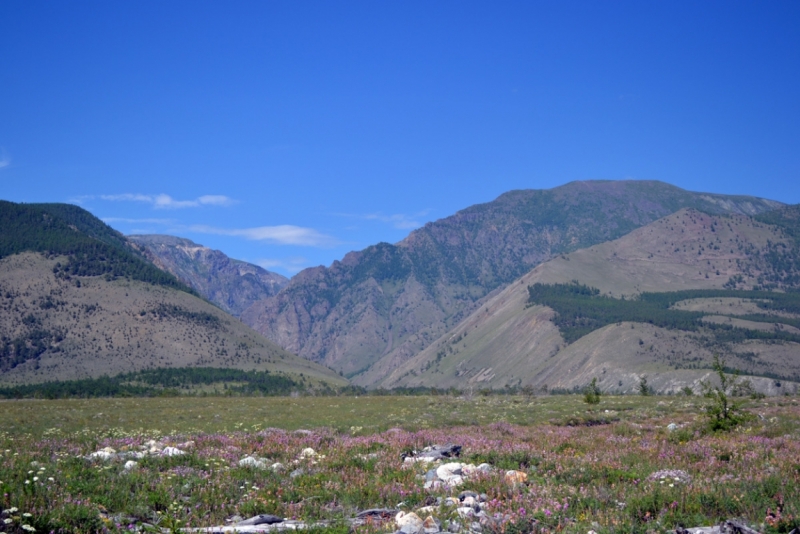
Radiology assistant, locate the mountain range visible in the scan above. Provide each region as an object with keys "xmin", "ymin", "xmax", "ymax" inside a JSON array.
[
  {"xmin": 238, "ymin": 180, "xmax": 785, "ymax": 386},
  {"xmin": 2, "ymin": 180, "xmax": 798, "ymax": 395}
]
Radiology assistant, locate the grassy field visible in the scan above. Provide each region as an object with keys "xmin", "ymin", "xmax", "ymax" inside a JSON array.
[
  {"xmin": 0, "ymin": 394, "xmax": 799, "ymax": 533},
  {"xmin": 0, "ymin": 395, "xmax": 738, "ymax": 437}
]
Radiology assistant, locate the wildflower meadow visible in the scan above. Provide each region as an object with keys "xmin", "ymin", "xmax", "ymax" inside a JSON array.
[{"xmin": 0, "ymin": 394, "xmax": 798, "ymax": 534}]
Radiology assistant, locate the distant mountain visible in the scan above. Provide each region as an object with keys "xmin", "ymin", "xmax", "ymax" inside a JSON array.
[
  {"xmin": 380, "ymin": 207, "xmax": 800, "ymax": 395},
  {"xmin": 128, "ymin": 235, "xmax": 288, "ymax": 316},
  {"xmin": 0, "ymin": 201, "xmax": 345, "ymax": 388},
  {"xmin": 240, "ymin": 180, "xmax": 783, "ymax": 386}
]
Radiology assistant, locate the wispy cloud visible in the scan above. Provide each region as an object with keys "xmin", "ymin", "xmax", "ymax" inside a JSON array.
[
  {"xmin": 188, "ymin": 224, "xmax": 337, "ymax": 247},
  {"xmin": 0, "ymin": 148, "xmax": 10, "ymax": 170},
  {"xmin": 336, "ymin": 210, "xmax": 430, "ymax": 230},
  {"xmin": 102, "ymin": 217, "xmax": 176, "ymax": 225},
  {"xmin": 98, "ymin": 193, "xmax": 236, "ymax": 209},
  {"xmin": 256, "ymin": 257, "xmax": 309, "ymax": 274}
]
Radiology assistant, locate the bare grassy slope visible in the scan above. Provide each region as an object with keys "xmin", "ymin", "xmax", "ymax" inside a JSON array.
[
  {"xmin": 0, "ymin": 252, "xmax": 346, "ymax": 387},
  {"xmin": 241, "ymin": 181, "xmax": 782, "ymax": 386},
  {"xmin": 381, "ymin": 209, "xmax": 800, "ymax": 393}
]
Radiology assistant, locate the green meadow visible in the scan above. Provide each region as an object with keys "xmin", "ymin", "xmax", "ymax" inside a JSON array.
[{"xmin": 1, "ymin": 394, "xmax": 798, "ymax": 534}]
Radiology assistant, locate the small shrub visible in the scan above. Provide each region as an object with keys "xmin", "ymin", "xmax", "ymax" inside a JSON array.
[
  {"xmin": 638, "ymin": 376, "xmax": 652, "ymax": 396},
  {"xmin": 583, "ymin": 378, "xmax": 601, "ymax": 405},
  {"xmin": 701, "ymin": 355, "xmax": 753, "ymax": 432}
]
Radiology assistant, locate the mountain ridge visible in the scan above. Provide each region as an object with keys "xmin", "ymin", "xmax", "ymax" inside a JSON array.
[
  {"xmin": 240, "ymin": 180, "xmax": 784, "ymax": 386},
  {"xmin": 128, "ymin": 234, "xmax": 288, "ymax": 316},
  {"xmin": 379, "ymin": 207, "xmax": 800, "ymax": 394}
]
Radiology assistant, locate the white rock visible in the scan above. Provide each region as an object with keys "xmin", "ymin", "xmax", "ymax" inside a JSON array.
[
  {"xmin": 667, "ymin": 423, "xmax": 678, "ymax": 431},
  {"xmin": 396, "ymin": 511, "xmax": 423, "ymax": 530},
  {"xmin": 88, "ymin": 448, "xmax": 116, "ymax": 461},
  {"xmin": 270, "ymin": 462, "xmax": 285, "ymax": 472},
  {"xmin": 462, "ymin": 497, "xmax": 477, "ymax": 508},
  {"xmin": 423, "ymin": 515, "xmax": 441, "ymax": 534},
  {"xmin": 405, "ymin": 456, "xmax": 435, "ymax": 465},
  {"xmin": 123, "ymin": 460, "xmax": 138, "ymax": 471},
  {"xmin": 445, "ymin": 475, "xmax": 464, "ymax": 487},
  {"xmin": 476, "ymin": 463, "xmax": 493, "ymax": 472},
  {"xmin": 239, "ymin": 456, "xmax": 267, "ymax": 469},
  {"xmin": 456, "ymin": 507, "xmax": 476, "ymax": 519},
  {"xmin": 300, "ymin": 448, "xmax": 317, "ymax": 458},
  {"xmin": 424, "ymin": 480, "xmax": 442, "ymax": 490},
  {"xmin": 161, "ymin": 447, "xmax": 185, "ymax": 457},
  {"xmin": 436, "ymin": 462, "xmax": 463, "ymax": 480},
  {"xmin": 461, "ymin": 464, "xmax": 478, "ymax": 476}
]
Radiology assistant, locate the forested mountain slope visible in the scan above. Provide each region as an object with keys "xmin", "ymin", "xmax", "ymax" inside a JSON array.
[{"xmin": 0, "ymin": 201, "xmax": 345, "ymax": 388}]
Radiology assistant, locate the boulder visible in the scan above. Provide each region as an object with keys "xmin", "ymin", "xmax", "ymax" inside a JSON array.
[
  {"xmin": 423, "ymin": 515, "xmax": 442, "ymax": 534},
  {"xmin": 436, "ymin": 463, "xmax": 463, "ymax": 480},
  {"xmin": 396, "ymin": 511, "xmax": 424, "ymax": 531},
  {"xmin": 161, "ymin": 447, "xmax": 185, "ymax": 457},
  {"xmin": 239, "ymin": 456, "xmax": 267, "ymax": 469},
  {"xmin": 123, "ymin": 460, "xmax": 138, "ymax": 471}
]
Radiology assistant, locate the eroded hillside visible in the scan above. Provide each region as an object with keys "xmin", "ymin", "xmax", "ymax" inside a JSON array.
[
  {"xmin": 381, "ymin": 208, "xmax": 800, "ymax": 394},
  {"xmin": 0, "ymin": 252, "xmax": 345, "ymax": 386}
]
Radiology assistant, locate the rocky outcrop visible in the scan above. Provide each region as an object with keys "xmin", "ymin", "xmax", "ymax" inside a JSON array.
[{"xmin": 128, "ymin": 235, "xmax": 288, "ymax": 316}]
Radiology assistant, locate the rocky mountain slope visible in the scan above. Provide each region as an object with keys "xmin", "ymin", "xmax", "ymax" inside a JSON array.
[
  {"xmin": 380, "ymin": 207, "xmax": 800, "ymax": 394},
  {"xmin": 240, "ymin": 180, "xmax": 783, "ymax": 386},
  {"xmin": 128, "ymin": 234, "xmax": 288, "ymax": 316},
  {"xmin": 0, "ymin": 202, "xmax": 345, "ymax": 388}
]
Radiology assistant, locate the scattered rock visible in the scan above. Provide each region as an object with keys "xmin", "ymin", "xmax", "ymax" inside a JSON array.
[
  {"xmin": 356, "ymin": 508, "xmax": 398, "ymax": 520},
  {"xmin": 423, "ymin": 515, "xmax": 442, "ymax": 533},
  {"xmin": 239, "ymin": 456, "xmax": 267, "ymax": 469},
  {"xmin": 667, "ymin": 423, "xmax": 679, "ymax": 431},
  {"xmin": 650, "ymin": 469, "xmax": 691, "ymax": 484},
  {"xmin": 235, "ymin": 515, "xmax": 284, "ymax": 526},
  {"xmin": 396, "ymin": 511, "xmax": 424, "ymax": 531},
  {"xmin": 300, "ymin": 447, "xmax": 317, "ymax": 458},
  {"xmin": 161, "ymin": 446, "xmax": 185, "ymax": 457},
  {"xmin": 123, "ymin": 460, "xmax": 138, "ymax": 471},
  {"xmin": 87, "ymin": 447, "xmax": 117, "ymax": 461},
  {"xmin": 436, "ymin": 462, "xmax": 462, "ymax": 480},
  {"xmin": 504, "ymin": 470, "xmax": 528, "ymax": 485}
]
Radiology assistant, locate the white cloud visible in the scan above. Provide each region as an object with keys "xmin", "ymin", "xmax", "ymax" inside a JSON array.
[
  {"xmin": 336, "ymin": 210, "xmax": 430, "ymax": 230},
  {"xmin": 0, "ymin": 148, "xmax": 10, "ymax": 169},
  {"xmin": 102, "ymin": 217, "xmax": 175, "ymax": 225},
  {"xmin": 189, "ymin": 224, "xmax": 337, "ymax": 247},
  {"xmin": 96, "ymin": 193, "xmax": 236, "ymax": 209},
  {"xmin": 256, "ymin": 257, "xmax": 309, "ymax": 274}
]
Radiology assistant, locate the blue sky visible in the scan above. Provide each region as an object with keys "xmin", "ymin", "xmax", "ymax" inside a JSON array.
[{"xmin": 1, "ymin": 1, "xmax": 798, "ymax": 276}]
